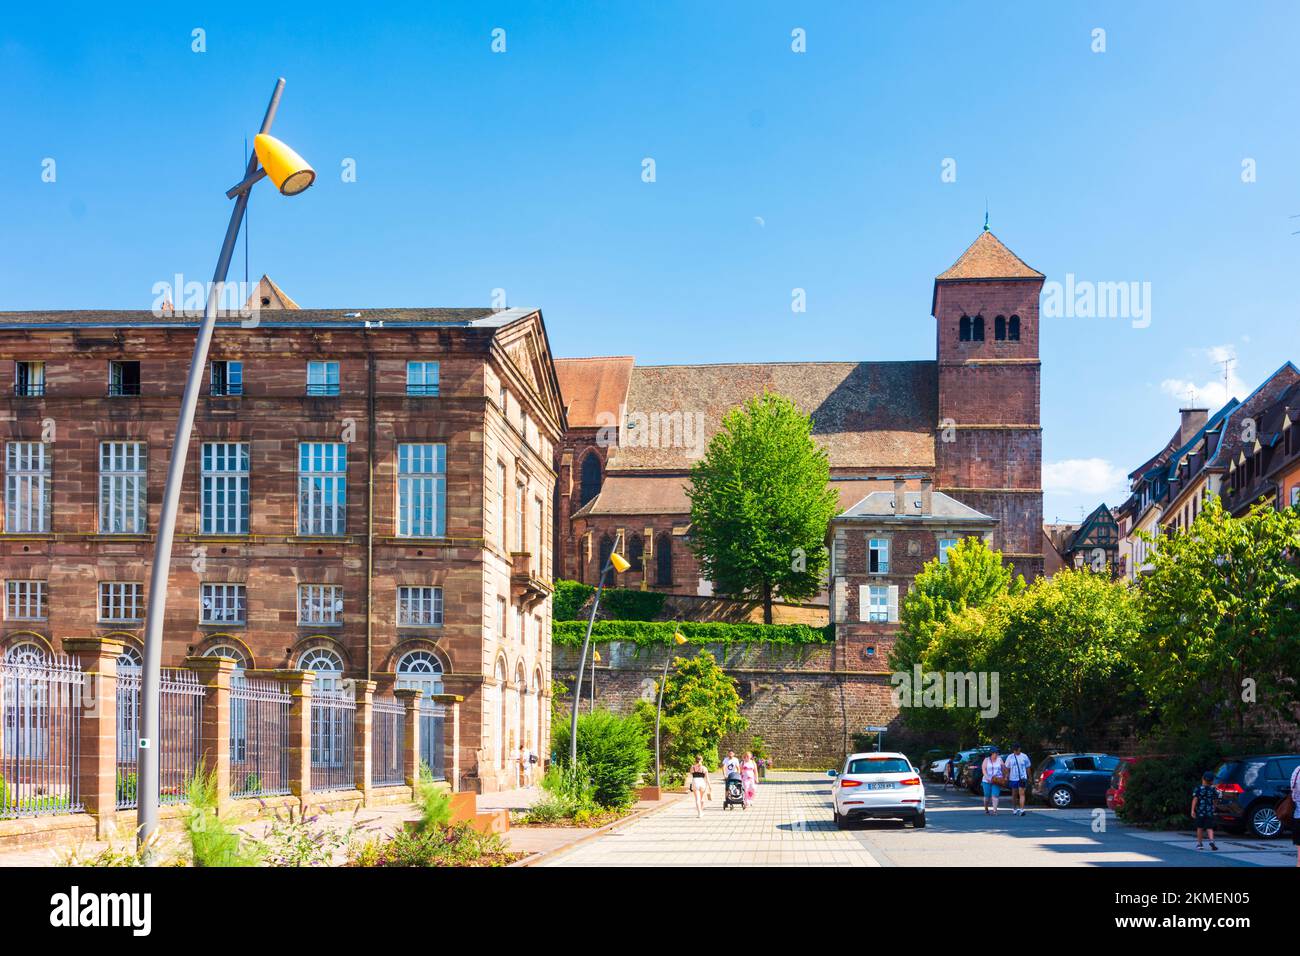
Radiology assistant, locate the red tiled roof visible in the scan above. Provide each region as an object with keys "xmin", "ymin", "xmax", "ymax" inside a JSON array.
[
  {"xmin": 574, "ymin": 475, "xmax": 692, "ymax": 516},
  {"xmin": 554, "ymin": 356, "xmax": 634, "ymax": 429},
  {"xmin": 935, "ymin": 231, "xmax": 1043, "ymax": 281}
]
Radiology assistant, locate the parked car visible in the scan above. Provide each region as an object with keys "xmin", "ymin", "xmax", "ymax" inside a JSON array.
[
  {"xmin": 829, "ymin": 752, "xmax": 926, "ymax": 828},
  {"xmin": 1212, "ymin": 754, "xmax": 1300, "ymax": 838},
  {"xmin": 917, "ymin": 748, "xmax": 952, "ymax": 782},
  {"xmin": 1105, "ymin": 757, "xmax": 1138, "ymax": 811},
  {"xmin": 1032, "ymin": 753, "xmax": 1122, "ymax": 808}
]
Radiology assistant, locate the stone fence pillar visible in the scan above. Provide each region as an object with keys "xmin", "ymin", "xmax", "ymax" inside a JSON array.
[
  {"xmin": 431, "ymin": 693, "xmax": 462, "ymax": 792},
  {"xmin": 394, "ymin": 688, "xmax": 422, "ymax": 788},
  {"xmin": 63, "ymin": 637, "xmax": 124, "ymax": 838},
  {"xmin": 351, "ymin": 679, "xmax": 376, "ymax": 799},
  {"xmin": 185, "ymin": 655, "xmax": 236, "ymax": 809}
]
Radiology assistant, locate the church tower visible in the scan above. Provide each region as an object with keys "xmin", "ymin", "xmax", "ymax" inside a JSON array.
[{"xmin": 932, "ymin": 229, "xmax": 1045, "ymax": 579}]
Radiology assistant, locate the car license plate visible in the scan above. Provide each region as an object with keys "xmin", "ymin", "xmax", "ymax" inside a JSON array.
[{"xmin": 867, "ymin": 782, "xmax": 895, "ymax": 790}]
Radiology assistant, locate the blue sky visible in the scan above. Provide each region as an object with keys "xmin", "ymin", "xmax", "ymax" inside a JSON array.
[{"xmin": 2, "ymin": 1, "xmax": 1296, "ymax": 523}]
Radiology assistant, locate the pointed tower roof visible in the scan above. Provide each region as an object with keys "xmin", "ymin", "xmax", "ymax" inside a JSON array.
[
  {"xmin": 243, "ymin": 274, "xmax": 301, "ymax": 311},
  {"xmin": 935, "ymin": 230, "xmax": 1044, "ymax": 282}
]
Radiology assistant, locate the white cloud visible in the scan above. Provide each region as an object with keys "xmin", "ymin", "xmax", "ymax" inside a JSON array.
[
  {"xmin": 1042, "ymin": 458, "xmax": 1128, "ymax": 496},
  {"xmin": 1159, "ymin": 344, "xmax": 1245, "ymax": 409}
]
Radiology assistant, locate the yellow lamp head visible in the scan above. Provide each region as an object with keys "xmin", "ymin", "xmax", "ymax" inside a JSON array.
[
  {"xmin": 253, "ymin": 133, "xmax": 316, "ymax": 196},
  {"xmin": 609, "ymin": 552, "xmax": 630, "ymax": 573},
  {"xmin": 592, "ymin": 650, "xmax": 601, "ymax": 663},
  {"xmin": 673, "ymin": 631, "xmax": 688, "ymax": 645}
]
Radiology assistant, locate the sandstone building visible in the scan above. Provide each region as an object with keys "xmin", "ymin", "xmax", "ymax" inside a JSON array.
[{"xmin": 0, "ymin": 291, "xmax": 563, "ymax": 792}]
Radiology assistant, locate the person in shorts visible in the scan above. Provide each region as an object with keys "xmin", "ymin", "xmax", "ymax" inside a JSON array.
[
  {"xmin": 1005, "ymin": 744, "xmax": 1032, "ymax": 816},
  {"xmin": 1191, "ymin": 771, "xmax": 1218, "ymax": 851},
  {"xmin": 980, "ymin": 747, "xmax": 1006, "ymax": 814}
]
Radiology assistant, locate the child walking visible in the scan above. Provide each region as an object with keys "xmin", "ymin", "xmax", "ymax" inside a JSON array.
[{"xmin": 1191, "ymin": 772, "xmax": 1219, "ymax": 851}]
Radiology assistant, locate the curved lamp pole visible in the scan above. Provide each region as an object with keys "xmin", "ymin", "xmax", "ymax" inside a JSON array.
[
  {"xmin": 137, "ymin": 78, "xmax": 316, "ymax": 852},
  {"xmin": 568, "ymin": 551, "xmax": 628, "ymax": 766},
  {"xmin": 653, "ymin": 630, "xmax": 688, "ymax": 787}
]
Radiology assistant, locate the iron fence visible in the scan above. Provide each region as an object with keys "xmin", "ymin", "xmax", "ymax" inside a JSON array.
[
  {"xmin": 310, "ymin": 685, "xmax": 355, "ymax": 792},
  {"xmin": 418, "ymin": 698, "xmax": 445, "ymax": 782},
  {"xmin": 115, "ymin": 669, "xmax": 205, "ymax": 809},
  {"xmin": 372, "ymin": 696, "xmax": 405, "ymax": 787},
  {"xmin": 0, "ymin": 655, "xmax": 84, "ymax": 818},
  {"xmin": 230, "ymin": 676, "xmax": 291, "ymax": 798}
]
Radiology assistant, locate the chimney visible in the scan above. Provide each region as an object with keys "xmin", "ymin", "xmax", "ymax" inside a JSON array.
[
  {"xmin": 893, "ymin": 478, "xmax": 907, "ymax": 516},
  {"xmin": 1179, "ymin": 407, "xmax": 1208, "ymax": 446},
  {"xmin": 919, "ymin": 478, "xmax": 933, "ymax": 515}
]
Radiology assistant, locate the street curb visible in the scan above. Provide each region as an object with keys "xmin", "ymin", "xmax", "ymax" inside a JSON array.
[{"xmin": 508, "ymin": 792, "xmax": 689, "ymax": 867}]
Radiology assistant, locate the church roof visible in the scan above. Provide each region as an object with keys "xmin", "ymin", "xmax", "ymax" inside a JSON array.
[
  {"xmin": 935, "ymin": 230, "xmax": 1044, "ymax": 282},
  {"xmin": 606, "ymin": 361, "xmax": 938, "ymax": 472},
  {"xmin": 553, "ymin": 356, "xmax": 634, "ymax": 429}
]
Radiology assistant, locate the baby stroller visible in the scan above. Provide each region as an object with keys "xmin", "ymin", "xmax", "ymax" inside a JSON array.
[{"xmin": 723, "ymin": 771, "xmax": 746, "ymax": 810}]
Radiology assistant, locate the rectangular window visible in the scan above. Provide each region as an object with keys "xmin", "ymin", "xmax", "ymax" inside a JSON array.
[
  {"xmin": 496, "ymin": 596, "xmax": 507, "ymax": 642},
  {"xmin": 396, "ymin": 443, "xmax": 446, "ymax": 537},
  {"xmin": 406, "ymin": 361, "xmax": 440, "ymax": 396},
  {"xmin": 514, "ymin": 482, "xmax": 526, "ymax": 552},
  {"xmin": 515, "ymin": 605, "xmax": 524, "ymax": 643},
  {"xmin": 6, "ymin": 580, "xmax": 46, "ymax": 620},
  {"xmin": 867, "ymin": 586, "xmax": 889, "ymax": 623},
  {"xmin": 99, "ymin": 442, "xmax": 147, "ymax": 534},
  {"xmin": 868, "ymin": 538, "xmax": 890, "ymax": 574},
  {"xmin": 201, "ymin": 442, "xmax": 250, "ymax": 535},
  {"xmin": 6, "ymin": 441, "xmax": 51, "ymax": 533},
  {"xmin": 210, "ymin": 360, "xmax": 243, "ymax": 396},
  {"xmin": 99, "ymin": 582, "xmax": 143, "ymax": 623},
  {"xmin": 298, "ymin": 442, "xmax": 346, "ymax": 535},
  {"xmin": 200, "ymin": 583, "xmax": 246, "ymax": 625},
  {"xmin": 533, "ymin": 496, "xmax": 544, "ymax": 570},
  {"xmin": 306, "ymin": 361, "xmax": 340, "ymax": 396},
  {"xmin": 397, "ymin": 586, "xmax": 443, "ymax": 627},
  {"xmin": 108, "ymin": 360, "xmax": 141, "ymax": 397},
  {"xmin": 297, "ymin": 584, "xmax": 343, "ymax": 626},
  {"xmin": 14, "ymin": 361, "xmax": 44, "ymax": 397},
  {"xmin": 938, "ymin": 538, "xmax": 959, "ymax": 564},
  {"xmin": 496, "ymin": 462, "xmax": 507, "ymax": 546}
]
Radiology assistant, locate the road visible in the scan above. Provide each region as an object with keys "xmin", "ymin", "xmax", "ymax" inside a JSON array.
[{"xmin": 541, "ymin": 771, "xmax": 1295, "ymax": 867}]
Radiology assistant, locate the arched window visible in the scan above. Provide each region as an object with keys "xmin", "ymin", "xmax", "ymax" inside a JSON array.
[
  {"xmin": 959, "ymin": 315, "xmax": 972, "ymax": 341},
  {"xmin": 117, "ymin": 645, "xmax": 143, "ymax": 672},
  {"xmin": 994, "ymin": 315, "xmax": 1006, "ymax": 340},
  {"xmin": 579, "ymin": 453, "xmax": 602, "ymax": 506},
  {"xmin": 598, "ymin": 534, "xmax": 614, "ymax": 573},
  {"xmin": 628, "ymin": 534, "xmax": 643, "ymax": 572},
  {"xmin": 973, "ymin": 315, "xmax": 985, "ymax": 341},
  {"xmin": 396, "ymin": 650, "xmax": 443, "ymax": 697},
  {"xmin": 298, "ymin": 647, "xmax": 344, "ymax": 692},
  {"xmin": 4, "ymin": 641, "xmax": 51, "ymax": 760},
  {"xmin": 203, "ymin": 642, "xmax": 248, "ymax": 671},
  {"xmin": 1008, "ymin": 315, "xmax": 1020, "ymax": 340},
  {"xmin": 4, "ymin": 641, "xmax": 47, "ymax": 665},
  {"xmin": 656, "ymin": 532, "xmax": 673, "ymax": 586},
  {"xmin": 496, "ymin": 658, "xmax": 509, "ymax": 770}
]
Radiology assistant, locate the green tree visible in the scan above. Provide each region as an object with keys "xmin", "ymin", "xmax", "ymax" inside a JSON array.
[
  {"xmin": 686, "ymin": 392, "xmax": 840, "ymax": 623},
  {"xmin": 635, "ymin": 651, "xmax": 747, "ymax": 781},
  {"xmin": 1136, "ymin": 497, "xmax": 1300, "ymax": 735},
  {"xmin": 891, "ymin": 536, "xmax": 1023, "ymax": 680},
  {"xmin": 984, "ymin": 569, "xmax": 1142, "ymax": 749}
]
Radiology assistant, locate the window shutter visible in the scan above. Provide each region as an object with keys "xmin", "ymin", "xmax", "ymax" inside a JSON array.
[
  {"xmin": 887, "ymin": 585, "xmax": 899, "ymax": 623},
  {"xmin": 858, "ymin": 585, "xmax": 870, "ymax": 623}
]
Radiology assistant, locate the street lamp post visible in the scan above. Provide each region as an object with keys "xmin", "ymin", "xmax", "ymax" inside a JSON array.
[
  {"xmin": 137, "ymin": 78, "xmax": 315, "ymax": 851},
  {"xmin": 653, "ymin": 630, "xmax": 688, "ymax": 788},
  {"xmin": 568, "ymin": 551, "xmax": 628, "ymax": 767}
]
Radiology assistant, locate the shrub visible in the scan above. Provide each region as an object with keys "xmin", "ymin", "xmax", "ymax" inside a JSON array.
[
  {"xmin": 552, "ymin": 619, "xmax": 833, "ymax": 647},
  {"xmin": 552, "ymin": 710, "xmax": 650, "ymax": 809},
  {"xmin": 553, "ymin": 580, "xmax": 595, "ymax": 620},
  {"xmin": 185, "ymin": 769, "xmax": 261, "ymax": 867},
  {"xmin": 1116, "ymin": 738, "xmax": 1226, "ymax": 829},
  {"xmin": 412, "ymin": 764, "xmax": 453, "ymax": 834},
  {"xmin": 599, "ymin": 589, "xmax": 667, "ymax": 621},
  {"xmin": 524, "ymin": 763, "xmax": 600, "ymax": 824},
  {"xmin": 348, "ymin": 823, "xmax": 516, "ymax": 867},
  {"xmin": 261, "ymin": 803, "xmax": 357, "ymax": 867}
]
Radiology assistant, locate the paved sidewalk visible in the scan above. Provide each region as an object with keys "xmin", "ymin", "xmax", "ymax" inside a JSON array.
[{"xmin": 539, "ymin": 771, "xmax": 879, "ymax": 867}]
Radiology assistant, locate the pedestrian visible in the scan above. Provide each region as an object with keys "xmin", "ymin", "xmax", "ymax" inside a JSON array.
[
  {"xmin": 741, "ymin": 751, "xmax": 759, "ymax": 806},
  {"xmin": 1288, "ymin": 761, "xmax": 1300, "ymax": 867},
  {"xmin": 518, "ymin": 742, "xmax": 532, "ymax": 787},
  {"xmin": 1005, "ymin": 744, "xmax": 1032, "ymax": 816},
  {"xmin": 721, "ymin": 750, "xmax": 740, "ymax": 777},
  {"xmin": 1191, "ymin": 771, "xmax": 1219, "ymax": 850},
  {"xmin": 687, "ymin": 755, "xmax": 712, "ymax": 819},
  {"xmin": 946, "ymin": 750, "xmax": 962, "ymax": 789},
  {"xmin": 980, "ymin": 746, "xmax": 1006, "ymax": 814}
]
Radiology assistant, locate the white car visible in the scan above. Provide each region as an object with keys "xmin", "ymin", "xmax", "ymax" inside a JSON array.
[{"xmin": 829, "ymin": 751, "xmax": 927, "ymax": 829}]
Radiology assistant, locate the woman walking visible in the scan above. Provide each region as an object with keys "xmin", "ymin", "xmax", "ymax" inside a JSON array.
[
  {"xmin": 740, "ymin": 751, "xmax": 759, "ymax": 807},
  {"xmin": 980, "ymin": 747, "xmax": 1006, "ymax": 815},
  {"xmin": 687, "ymin": 755, "xmax": 712, "ymax": 819}
]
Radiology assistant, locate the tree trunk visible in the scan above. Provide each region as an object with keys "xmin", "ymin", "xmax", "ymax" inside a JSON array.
[{"xmin": 762, "ymin": 580, "xmax": 773, "ymax": 625}]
